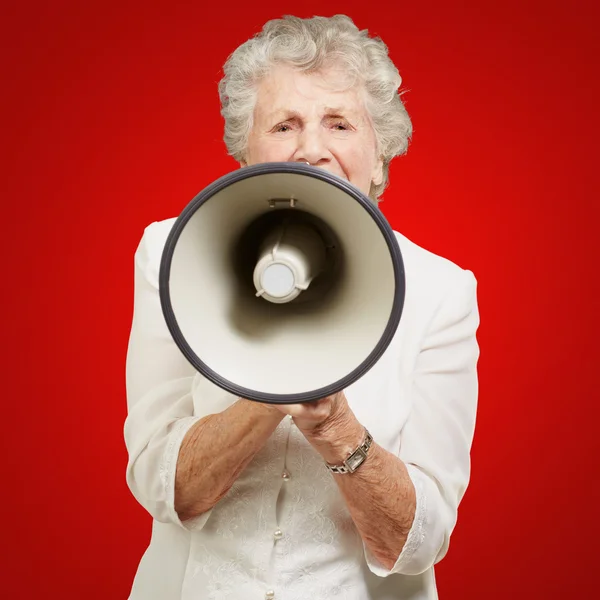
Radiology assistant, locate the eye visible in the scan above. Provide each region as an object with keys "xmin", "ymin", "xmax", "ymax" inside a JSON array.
[
  {"xmin": 273, "ymin": 122, "xmax": 293, "ymax": 133},
  {"xmin": 332, "ymin": 122, "xmax": 348, "ymax": 131},
  {"xmin": 326, "ymin": 116, "xmax": 353, "ymax": 132}
]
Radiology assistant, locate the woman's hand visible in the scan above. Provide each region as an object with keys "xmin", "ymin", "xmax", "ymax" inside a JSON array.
[
  {"xmin": 265, "ymin": 391, "xmax": 365, "ymax": 465},
  {"xmin": 268, "ymin": 391, "xmax": 349, "ymax": 434}
]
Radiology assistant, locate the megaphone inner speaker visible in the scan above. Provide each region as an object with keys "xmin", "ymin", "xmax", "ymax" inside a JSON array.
[{"xmin": 232, "ymin": 208, "xmax": 342, "ymax": 306}]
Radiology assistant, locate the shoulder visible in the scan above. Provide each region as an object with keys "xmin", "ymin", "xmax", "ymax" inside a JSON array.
[
  {"xmin": 395, "ymin": 230, "xmax": 476, "ymax": 286},
  {"xmin": 394, "ymin": 230, "xmax": 478, "ymax": 325},
  {"xmin": 133, "ymin": 217, "xmax": 178, "ymax": 288},
  {"xmin": 138, "ymin": 217, "xmax": 178, "ymax": 249}
]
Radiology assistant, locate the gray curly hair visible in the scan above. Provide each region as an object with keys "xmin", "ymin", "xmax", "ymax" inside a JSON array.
[{"xmin": 218, "ymin": 14, "xmax": 413, "ymax": 202}]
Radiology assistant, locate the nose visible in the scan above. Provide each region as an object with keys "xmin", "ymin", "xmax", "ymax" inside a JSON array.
[{"xmin": 293, "ymin": 125, "xmax": 332, "ymax": 166}]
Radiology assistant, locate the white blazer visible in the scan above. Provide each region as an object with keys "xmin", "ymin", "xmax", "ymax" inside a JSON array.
[{"xmin": 124, "ymin": 217, "xmax": 480, "ymax": 600}]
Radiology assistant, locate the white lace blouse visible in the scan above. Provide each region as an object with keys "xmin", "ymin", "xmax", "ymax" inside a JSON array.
[{"xmin": 124, "ymin": 218, "xmax": 480, "ymax": 600}]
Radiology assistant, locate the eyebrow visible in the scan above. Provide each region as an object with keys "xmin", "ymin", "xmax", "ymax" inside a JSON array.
[
  {"xmin": 268, "ymin": 106, "xmax": 354, "ymax": 121},
  {"xmin": 269, "ymin": 109, "xmax": 302, "ymax": 121}
]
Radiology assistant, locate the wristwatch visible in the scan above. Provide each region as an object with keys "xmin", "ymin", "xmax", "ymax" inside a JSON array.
[{"xmin": 325, "ymin": 429, "xmax": 373, "ymax": 474}]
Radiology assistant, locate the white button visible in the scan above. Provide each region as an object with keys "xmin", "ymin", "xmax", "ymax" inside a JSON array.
[
  {"xmin": 281, "ymin": 470, "xmax": 290, "ymax": 481},
  {"xmin": 273, "ymin": 528, "xmax": 283, "ymax": 540},
  {"xmin": 287, "ymin": 414, "xmax": 293, "ymax": 421},
  {"xmin": 265, "ymin": 591, "xmax": 275, "ymax": 599}
]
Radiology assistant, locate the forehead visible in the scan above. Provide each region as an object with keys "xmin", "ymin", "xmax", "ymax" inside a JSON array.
[{"xmin": 254, "ymin": 64, "xmax": 365, "ymax": 118}]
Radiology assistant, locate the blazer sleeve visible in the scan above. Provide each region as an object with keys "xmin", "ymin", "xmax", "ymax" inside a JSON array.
[
  {"xmin": 123, "ymin": 221, "xmax": 213, "ymax": 531},
  {"xmin": 365, "ymin": 267, "xmax": 480, "ymax": 576}
]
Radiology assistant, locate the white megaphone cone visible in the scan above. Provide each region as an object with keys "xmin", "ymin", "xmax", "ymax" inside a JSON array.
[{"xmin": 159, "ymin": 162, "xmax": 405, "ymax": 404}]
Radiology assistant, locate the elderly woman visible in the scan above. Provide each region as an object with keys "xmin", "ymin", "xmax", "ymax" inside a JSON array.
[{"xmin": 124, "ymin": 14, "xmax": 479, "ymax": 600}]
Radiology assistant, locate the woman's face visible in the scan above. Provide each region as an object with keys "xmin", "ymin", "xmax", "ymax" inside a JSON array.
[{"xmin": 243, "ymin": 64, "xmax": 383, "ymax": 197}]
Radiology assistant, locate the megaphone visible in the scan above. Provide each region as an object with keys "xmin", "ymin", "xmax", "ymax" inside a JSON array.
[{"xmin": 159, "ymin": 162, "xmax": 405, "ymax": 404}]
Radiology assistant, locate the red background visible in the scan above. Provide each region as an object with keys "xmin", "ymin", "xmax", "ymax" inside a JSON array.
[{"xmin": 1, "ymin": 0, "xmax": 599, "ymax": 597}]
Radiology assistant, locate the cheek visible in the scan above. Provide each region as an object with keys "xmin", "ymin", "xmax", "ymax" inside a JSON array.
[
  {"xmin": 248, "ymin": 139, "xmax": 294, "ymax": 163},
  {"xmin": 339, "ymin": 147, "xmax": 375, "ymax": 182}
]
